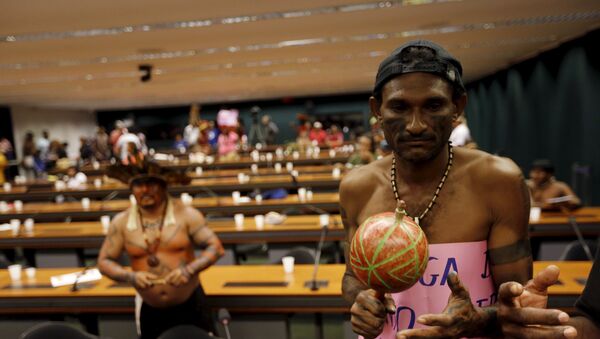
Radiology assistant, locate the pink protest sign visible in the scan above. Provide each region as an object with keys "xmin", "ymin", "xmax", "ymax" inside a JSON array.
[{"xmin": 360, "ymin": 240, "xmax": 495, "ymax": 339}]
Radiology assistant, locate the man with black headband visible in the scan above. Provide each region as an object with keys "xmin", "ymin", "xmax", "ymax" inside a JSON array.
[
  {"xmin": 98, "ymin": 162, "xmax": 224, "ymax": 338},
  {"xmin": 340, "ymin": 40, "xmax": 571, "ymax": 338},
  {"xmin": 527, "ymin": 159, "xmax": 581, "ymax": 211}
]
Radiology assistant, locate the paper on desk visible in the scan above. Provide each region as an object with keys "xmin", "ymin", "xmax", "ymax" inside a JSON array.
[{"xmin": 50, "ymin": 268, "xmax": 102, "ymax": 287}]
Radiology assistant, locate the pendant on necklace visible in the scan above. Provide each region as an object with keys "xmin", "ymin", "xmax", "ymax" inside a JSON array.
[{"xmin": 147, "ymin": 254, "xmax": 160, "ymax": 267}]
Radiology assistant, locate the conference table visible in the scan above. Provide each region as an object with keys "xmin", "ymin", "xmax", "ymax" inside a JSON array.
[
  {"xmin": 0, "ymin": 192, "xmax": 341, "ymax": 222},
  {"xmin": 0, "ymin": 214, "xmax": 345, "ymax": 249},
  {"xmin": 0, "ymin": 262, "xmax": 591, "ymax": 339},
  {"xmin": 0, "ymin": 171, "xmax": 344, "ymax": 202},
  {"xmin": 528, "ymin": 207, "xmax": 600, "ymax": 237},
  {"xmin": 49, "ymin": 150, "xmax": 351, "ymax": 176}
]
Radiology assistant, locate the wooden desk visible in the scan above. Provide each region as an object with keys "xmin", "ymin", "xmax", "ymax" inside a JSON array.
[
  {"xmin": 0, "ymin": 262, "xmax": 590, "ymax": 315},
  {"xmin": 0, "ymin": 192, "xmax": 340, "ymax": 222},
  {"xmin": 0, "ymin": 172, "xmax": 343, "ymax": 202},
  {"xmin": 49, "ymin": 152, "xmax": 351, "ymax": 176},
  {"xmin": 0, "ymin": 215, "xmax": 345, "ymax": 249},
  {"xmin": 529, "ymin": 207, "xmax": 600, "ymax": 237}
]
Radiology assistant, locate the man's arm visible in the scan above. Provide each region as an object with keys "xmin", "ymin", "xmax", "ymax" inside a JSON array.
[
  {"xmin": 165, "ymin": 207, "xmax": 224, "ymax": 286},
  {"xmin": 97, "ymin": 215, "xmax": 135, "ymax": 284}
]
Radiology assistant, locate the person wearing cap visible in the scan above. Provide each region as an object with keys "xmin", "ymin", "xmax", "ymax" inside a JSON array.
[
  {"xmin": 340, "ymin": 40, "xmax": 552, "ymax": 338},
  {"xmin": 527, "ymin": 159, "xmax": 581, "ymax": 211},
  {"xmin": 309, "ymin": 121, "xmax": 327, "ymax": 145},
  {"xmin": 98, "ymin": 162, "xmax": 224, "ymax": 338}
]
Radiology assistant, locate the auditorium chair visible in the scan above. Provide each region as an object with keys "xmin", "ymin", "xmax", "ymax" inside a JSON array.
[{"xmin": 19, "ymin": 322, "xmax": 99, "ymax": 339}]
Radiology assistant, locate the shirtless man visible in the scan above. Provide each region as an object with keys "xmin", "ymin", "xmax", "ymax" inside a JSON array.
[
  {"xmin": 527, "ymin": 159, "xmax": 581, "ymax": 211},
  {"xmin": 340, "ymin": 40, "xmax": 533, "ymax": 338},
  {"xmin": 98, "ymin": 168, "xmax": 224, "ymax": 338}
]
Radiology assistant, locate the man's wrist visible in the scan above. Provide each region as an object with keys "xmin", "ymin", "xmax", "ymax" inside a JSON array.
[{"xmin": 475, "ymin": 306, "xmax": 501, "ymax": 337}]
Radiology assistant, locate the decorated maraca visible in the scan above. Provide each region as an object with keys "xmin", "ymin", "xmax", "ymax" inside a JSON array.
[{"xmin": 349, "ymin": 201, "xmax": 429, "ymax": 293}]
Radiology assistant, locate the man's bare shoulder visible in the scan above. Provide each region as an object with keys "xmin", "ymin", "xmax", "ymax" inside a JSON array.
[
  {"xmin": 456, "ymin": 148, "xmax": 523, "ymax": 185},
  {"xmin": 110, "ymin": 209, "xmax": 131, "ymax": 232},
  {"xmin": 340, "ymin": 156, "xmax": 389, "ymax": 196}
]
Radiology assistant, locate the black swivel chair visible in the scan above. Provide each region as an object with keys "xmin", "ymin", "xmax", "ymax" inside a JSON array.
[
  {"xmin": 559, "ymin": 239, "xmax": 599, "ymax": 261},
  {"xmin": 20, "ymin": 322, "xmax": 99, "ymax": 339},
  {"xmin": 272, "ymin": 246, "xmax": 315, "ymax": 265}
]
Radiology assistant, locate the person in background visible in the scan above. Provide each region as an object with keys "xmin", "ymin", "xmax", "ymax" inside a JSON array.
[
  {"xmin": 375, "ymin": 139, "xmax": 393, "ymax": 159},
  {"xmin": 36, "ymin": 130, "xmax": 50, "ymax": 164},
  {"xmin": 0, "ymin": 150, "xmax": 7, "ymax": 184},
  {"xmin": 207, "ymin": 120, "xmax": 220, "ymax": 152},
  {"xmin": 326, "ymin": 124, "xmax": 344, "ymax": 148},
  {"xmin": 217, "ymin": 126, "xmax": 239, "ymax": 161},
  {"xmin": 173, "ymin": 134, "xmax": 188, "ymax": 151},
  {"xmin": 449, "ymin": 115, "xmax": 478, "ymax": 149},
  {"xmin": 92, "ymin": 126, "xmax": 111, "ymax": 161},
  {"xmin": 116, "ymin": 129, "xmax": 142, "ymax": 164},
  {"xmin": 347, "ymin": 135, "xmax": 375, "ymax": 166},
  {"xmin": 260, "ymin": 115, "xmax": 279, "ymax": 146},
  {"xmin": 527, "ymin": 159, "xmax": 581, "ymax": 211},
  {"xmin": 21, "ymin": 132, "xmax": 36, "ymax": 179},
  {"xmin": 110, "ymin": 120, "xmax": 126, "ymax": 155},
  {"xmin": 309, "ymin": 121, "xmax": 327, "ymax": 145},
  {"xmin": 79, "ymin": 137, "xmax": 94, "ymax": 163},
  {"xmin": 100, "ymin": 161, "xmax": 223, "ymax": 338}
]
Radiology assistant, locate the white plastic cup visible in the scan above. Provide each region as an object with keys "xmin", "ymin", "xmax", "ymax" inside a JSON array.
[
  {"xmin": 275, "ymin": 148, "xmax": 284, "ymax": 159},
  {"xmin": 8, "ymin": 264, "xmax": 22, "ymax": 281},
  {"xmin": 292, "ymin": 151, "xmax": 300, "ymax": 160},
  {"xmin": 81, "ymin": 197, "xmax": 91, "ymax": 210},
  {"xmin": 332, "ymin": 168, "xmax": 341, "ymax": 179},
  {"xmin": 286, "ymin": 162, "xmax": 294, "ymax": 172},
  {"xmin": 232, "ymin": 191, "xmax": 241, "ymax": 204},
  {"xmin": 251, "ymin": 164, "xmax": 259, "ymax": 174},
  {"xmin": 0, "ymin": 201, "xmax": 8, "ymax": 212},
  {"xmin": 329, "ymin": 149, "xmax": 336, "ymax": 158},
  {"xmin": 313, "ymin": 147, "xmax": 320, "ymax": 158},
  {"xmin": 255, "ymin": 194, "xmax": 263, "ymax": 204},
  {"xmin": 266, "ymin": 153, "xmax": 273, "ymax": 162},
  {"xmin": 529, "ymin": 207, "xmax": 541, "ymax": 222},
  {"xmin": 100, "ymin": 215, "xmax": 111, "ymax": 234},
  {"xmin": 251, "ymin": 152, "xmax": 260, "ymax": 162},
  {"xmin": 206, "ymin": 156, "xmax": 214, "ymax": 164},
  {"xmin": 10, "ymin": 219, "xmax": 20, "ymax": 236},
  {"xmin": 297, "ymin": 188, "xmax": 307, "ymax": 202},
  {"xmin": 254, "ymin": 214, "xmax": 265, "ymax": 230},
  {"xmin": 234, "ymin": 213, "xmax": 245, "ymax": 229},
  {"xmin": 14, "ymin": 200, "xmax": 23, "ymax": 212},
  {"xmin": 93, "ymin": 178, "xmax": 102, "ymax": 188},
  {"xmin": 195, "ymin": 167, "xmax": 203, "ymax": 176},
  {"xmin": 25, "ymin": 267, "xmax": 36, "ymax": 280},
  {"xmin": 92, "ymin": 161, "xmax": 100, "ymax": 170},
  {"xmin": 2, "ymin": 182, "xmax": 11, "ymax": 192},
  {"xmin": 291, "ymin": 170, "xmax": 299, "ymax": 178},
  {"xmin": 237, "ymin": 173, "xmax": 246, "ymax": 184},
  {"xmin": 24, "ymin": 218, "xmax": 34, "ymax": 233},
  {"xmin": 282, "ymin": 256, "xmax": 295, "ymax": 274},
  {"xmin": 54, "ymin": 180, "xmax": 66, "ymax": 191},
  {"xmin": 274, "ymin": 163, "xmax": 282, "ymax": 173},
  {"xmin": 306, "ymin": 189, "xmax": 313, "ymax": 201},
  {"xmin": 319, "ymin": 214, "xmax": 330, "ymax": 227}
]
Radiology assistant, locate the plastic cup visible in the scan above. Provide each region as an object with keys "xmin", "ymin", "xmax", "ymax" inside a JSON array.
[
  {"xmin": 54, "ymin": 180, "xmax": 66, "ymax": 191},
  {"xmin": 92, "ymin": 161, "xmax": 100, "ymax": 170},
  {"xmin": 332, "ymin": 168, "xmax": 341, "ymax": 179},
  {"xmin": 0, "ymin": 201, "xmax": 8, "ymax": 212},
  {"xmin": 286, "ymin": 162, "xmax": 294, "ymax": 172},
  {"xmin": 292, "ymin": 151, "xmax": 300, "ymax": 160},
  {"xmin": 25, "ymin": 267, "xmax": 36, "ymax": 279},
  {"xmin": 329, "ymin": 149, "xmax": 336, "ymax": 158},
  {"xmin": 93, "ymin": 178, "xmax": 102, "ymax": 188},
  {"xmin": 237, "ymin": 173, "xmax": 246, "ymax": 184},
  {"xmin": 8, "ymin": 264, "xmax": 22, "ymax": 281},
  {"xmin": 195, "ymin": 167, "xmax": 203, "ymax": 176},
  {"xmin": 232, "ymin": 191, "xmax": 241, "ymax": 204},
  {"xmin": 306, "ymin": 189, "xmax": 313, "ymax": 201},
  {"xmin": 282, "ymin": 256, "xmax": 295, "ymax": 274},
  {"xmin": 100, "ymin": 215, "xmax": 111, "ymax": 233},
  {"xmin": 81, "ymin": 197, "xmax": 91, "ymax": 210},
  {"xmin": 10, "ymin": 219, "xmax": 20, "ymax": 236},
  {"xmin": 24, "ymin": 218, "xmax": 34, "ymax": 233},
  {"xmin": 234, "ymin": 214, "xmax": 244, "ymax": 229},
  {"xmin": 254, "ymin": 215, "xmax": 265, "ymax": 230},
  {"xmin": 255, "ymin": 194, "xmax": 263, "ymax": 204},
  {"xmin": 291, "ymin": 170, "xmax": 299, "ymax": 178},
  {"xmin": 319, "ymin": 214, "xmax": 330, "ymax": 227},
  {"xmin": 529, "ymin": 207, "xmax": 541, "ymax": 222},
  {"xmin": 251, "ymin": 164, "xmax": 259, "ymax": 174},
  {"xmin": 266, "ymin": 153, "xmax": 273, "ymax": 162},
  {"xmin": 297, "ymin": 188, "xmax": 306, "ymax": 202},
  {"xmin": 14, "ymin": 200, "xmax": 23, "ymax": 212},
  {"xmin": 274, "ymin": 163, "xmax": 282, "ymax": 173},
  {"xmin": 3, "ymin": 182, "xmax": 11, "ymax": 192}
]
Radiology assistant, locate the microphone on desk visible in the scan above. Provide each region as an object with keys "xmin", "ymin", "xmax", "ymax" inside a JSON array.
[
  {"xmin": 305, "ymin": 211, "xmax": 330, "ymax": 291},
  {"xmin": 560, "ymin": 206, "xmax": 595, "ymax": 261},
  {"xmin": 100, "ymin": 190, "xmax": 119, "ymax": 209},
  {"xmin": 218, "ymin": 308, "xmax": 232, "ymax": 339},
  {"xmin": 194, "ymin": 186, "xmax": 221, "ymax": 206},
  {"xmin": 71, "ymin": 266, "xmax": 91, "ymax": 292}
]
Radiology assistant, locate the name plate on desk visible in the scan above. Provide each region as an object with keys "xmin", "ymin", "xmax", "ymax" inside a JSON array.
[
  {"xmin": 223, "ymin": 281, "xmax": 288, "ymax": 287},
  {"xmin": 50, "ymin": 268, "xmax": 102, "ymax": 287}
]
